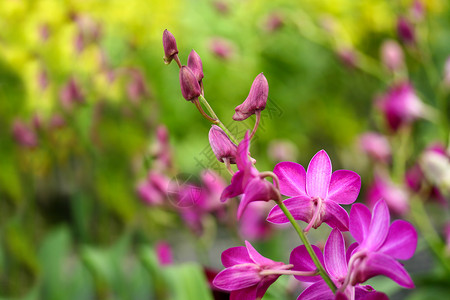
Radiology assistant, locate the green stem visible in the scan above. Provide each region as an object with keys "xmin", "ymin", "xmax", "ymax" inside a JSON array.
[
  {"xmin": 275, "ymin": 198, "xmax": 337, "ymax": 292},
  {"xmin": 410, "ymin": 195, "xmax": 450, "ymax": 274},
  {"xmin": 198, "ymin": 95, "xmax": 239, "ymax": 144}
]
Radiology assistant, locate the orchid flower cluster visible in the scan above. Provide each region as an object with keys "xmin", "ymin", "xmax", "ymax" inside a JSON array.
[{"xmin": 162, "ymin": 30, "xmax": 418, "ymax": 300}]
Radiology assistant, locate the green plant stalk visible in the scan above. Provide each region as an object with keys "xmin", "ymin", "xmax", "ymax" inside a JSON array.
[
  {"xmin": 410, "ymin": 196, "xmax": 450, "ymax": 274},
  {"xmin": 275, "ymin": 199, "xmax": 337, "ymax": 292},
  {"xmin": 198, "ymin": 95, "xmax": 239, "ymax": 144}
]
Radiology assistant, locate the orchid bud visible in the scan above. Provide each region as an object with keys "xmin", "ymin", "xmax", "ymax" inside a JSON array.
[
  {"xmin": 179, "ymin": 66, "xmax": 201, "ymax": 101},
  {"xmin": 411, "ymin": 0, "xmax": 425, "ymax": 22},
  {"xmin": 12, "ymin": 119, "xmax": 38, "ymax": 148},
  {"xmin": 359, "ymin": 132, "xmax": 391, "ymax": 163},
  {"xmin": 367, "ymin": 173, "xmax": 409, "ymax": 215},
  {"xmin": 233, "ymin": 73, "xmax": 269, "ymax": 121},
  {"xmin": 162, "ymin": 29, "xmax": 179, "ymax": 64},
  {"xmin": 420, "ymin": 149, "xmax": 450, "ymax": 196},
  {"xmin": 59, "ymin": 78, "xmax": 84, "ymax": 109},
  {"xmin": 376, "ymin": 82, "xmax": 425, "ymax": 131},
  {"xmin": 209, "ymin": 125, "xmax": 237, "ymax": 163},
  {"xmin": 155, "ymin": 242, "xmax": 173, "ymax": 266},
  {"xmin": 380, "ymin": 40, "xmax": 404, "ymax": 72},
  {"xmin": 397, "ymin": 17, "xmax": 415, "ymax": 45},
  {"xmin": 187, "ymin": 50, "xmax": 204, "ymax": 82}
]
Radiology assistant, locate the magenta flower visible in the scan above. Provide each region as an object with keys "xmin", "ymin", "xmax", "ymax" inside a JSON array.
[
  {"xmin": 213, "ymin": 241, "xmax": 290, "ymax": 300},
  {"xmin": 239, "ymin": 202, "xmax": 273, "ymax": 241},
  {"xmin": 12, "ymin": 119, "xmax": 38, "ymax": 148},
  {"xmin": 348, "ymin": 200, "xmax": 417, "ymax": 288},
  {"xmin": 290, "ymin": 229, "xmax": 385, "ymax": 300},
  {"xmin": 59, "ymin": 77, "xmax": 84, "ymax": 109},
  {"xmin": 233, "ymin": 73, "xmax": 269, "ymax": 121},
  {"xmin": 221, "ymin": 132, "xmax": 278, "ymax": 219},
  {"xmin": 209, "ymin": 37, "xmax": 234, "ymax": 59},
  {"xmin": 367, "ymin": 173, "xmax": 409, "ymax": 215},
  {"xmin": 376, "ymin": 82, "xmax": 425, "ymax": 131},
  {"xmin": 267, "ymin": 150, "xmax": 361, "ymax": 232},
  {"xmin": 358, "ymin": 132, "xmax": 391, "ymax": 163},
  {"xmin": 137, "ymin": 171, "xmax": 170, "ymax": 206},
  {"xmin": 209, "ymin": 125, "xmax": 238, "ymax": 164}
]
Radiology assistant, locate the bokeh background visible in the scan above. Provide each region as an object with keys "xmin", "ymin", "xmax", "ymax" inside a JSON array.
[{"xmin": 1, "ymin": 0, "xmax": 449, "ymax": 299}]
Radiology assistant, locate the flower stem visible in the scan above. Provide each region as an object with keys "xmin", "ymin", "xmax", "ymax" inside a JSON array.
[
  {"xmin": 198, "ymin": 95, "xmax": 239, "ymax": 144},
  {"xmin": 193, "ymin": 98, "xmax": 218, "ymax": 123},
  {"xmin": 275, "ymin": 197, "xmax": 336, "ymax": 292},
  {"xmin": 249, "ymin": 110, "xmax": 261, "ymax": 140}
]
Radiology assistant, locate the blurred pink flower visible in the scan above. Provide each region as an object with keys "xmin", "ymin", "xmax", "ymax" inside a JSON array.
[
  {"xmin": 127, "ymin": 69, "xmax": 149, "ymax": 103},
  {"xmin": 367, "ymin": 173, "xmax": 409, "ymax": 215},
  {"xmin": 397, "ymin": 17, "xmax": 415, "ymax": 45},
  {"xmin": 267, "ymin": 139, "xmax": 298, "ymax": 162},
  {"xmin": 155, "ymin": 241, "xmax": 173, "ymax": 266},
  {"xmin": 137, "ymin": 171, "xmax": 170, "ymax": 206},
  {"xmin": 376, "ymin": 82, "xmax": 425, "ymax": 131},
  {"xmin": 239, "ymin": 202, "xmax": 273, "ymax": 241},
  {"xmin": 209, "ymin": 37, "xmax": 234, "ymax": 59},
  {"xmin": 59, "ymin": 78, "xmax": 84, "ymax": 110},
  {"xmin": 358, "ymin": 132, "xmax": 391, "ymax": 163},
  {"xmin": 380, "ymin": 40, "xmax": 404, "ymax": 72},
  {"xmin": 12, "ymin": 119, "xmax": 38, "ymax": 148}
]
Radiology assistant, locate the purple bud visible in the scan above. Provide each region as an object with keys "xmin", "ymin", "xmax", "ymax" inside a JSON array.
[
  {"xmin": 233, "ymin": 73, "xmax": 269, "ymax": 121},
  {"xmin": 162, "ymin": 29, "xmax": 179, "ymax": 64},
  {"xmin": 209, "ymin": 125, "xmax": 237, "ymax": 163},
  {"xmin": 179, "ymin": 66, "xmax": 201, "ymax": 101},
  {"xmin": 12, "ymin": 119, "xmax": 38, "ymax": 148},
  {"xmin": 411, "ymin": 0, "xmax": 425, "ymax": 22},
  {"xmin": 187, "ymin": 50, "xmax": 204, "ymax": 82},
  {"xmin": 359, "ymin": 132, "xmax": 391, "ymax": 163},
  {"xmin": 59, "ymin": 78, "xmax": 84, "ymax": 110},
  {"xmin": 155, "ymin": 242, "xmax": 173, "ymax": 266},
  {"xmin": 380, "ymin": 40, "xmax": 404, "ymax": 72},
  {"xmin": 127, "ymin": 69, "xmax": 148, "ymax": 103},
  {"xmin": 397, "ymin": 17, "xmax": 415, "ymax": 45}
]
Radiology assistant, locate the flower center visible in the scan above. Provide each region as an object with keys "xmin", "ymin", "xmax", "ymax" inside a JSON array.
[{"xmin": 304, "ymin": 197, "xmax": 324, "ymax": 233}]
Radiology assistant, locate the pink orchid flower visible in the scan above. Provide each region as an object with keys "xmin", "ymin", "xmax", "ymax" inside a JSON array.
[
  {"xmin": 290, "ymin": 229, "xmax": 386, "ymax": 300},
  {"xmin": 213, "ymin": 241, "xmax": 291, "ymax": 300},
  {"xmin": 348, "ymin": 200, "xmax": 417, "ymax": 288},
  {"xmin": 267, "ymin": 150, "xmax": 361, "ymax": 232}
]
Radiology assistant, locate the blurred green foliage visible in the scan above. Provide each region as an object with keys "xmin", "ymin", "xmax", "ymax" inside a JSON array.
[{"xmin": 0, "ymin": 0, "xmax": 449, "ymax": 299}]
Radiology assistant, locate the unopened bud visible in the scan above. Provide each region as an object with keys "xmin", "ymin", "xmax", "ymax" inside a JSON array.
[
  {"xmin": 187, "ymin": 50, "xmax": 204, "ymax": 82},
  {"xmin": 209, "ymin": 125, "xmax": 237, "ymax": 164},
  {"xmin": 233, "ymin": 73, "xmax": 269, "ymax": 121},
  {"xmin": 163, "ymin": 29, "xmax": 179, "ymax": 64},
  {"xmin": 179, "ymin": 66, "xmax": 201, "ymax": 101},
  {"xmin": 359, "ymin": 132, "xmax": 391, "ymax": 163},
  {"xmin": 381, "ymin": 40, "xmax": 404, "ymax": 72},
  {"xmin": 397, "ymin": 17, "xmax": 415, "ymax": 45}
]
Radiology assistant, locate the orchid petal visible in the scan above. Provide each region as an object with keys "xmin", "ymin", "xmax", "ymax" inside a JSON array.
[
  {"xmin": 361, "ymin": 252, "xmax": 415, "ymax": 288},
  {"xmin": 244, "ymin": 241, "xmax": 275, "ymax": 266},
  {"xmin": 349, "ymin": 203, "xmax": 372, "ymax": 244},
  {"xmin": 327, "ymin": 170, "xmax": 361, "ymax": 204},
  {"xmin": 322, "ymin": 201, "xmax": 349, "ymax": 231},
  {"xmin": 236, "ymin": 131, "xmax": 251, "ymax": 170},
  {"xmin": 220, "ymin": 170, "xmax": 245, "ymax": 202},
  {"xmin": 346, "ymin": 242, "xmax": 359, "ymax": 264},
  {"xmin": 266, "ymin": 196, "xmax": 313, "ymax": 224},
  {"xmin": 222, "ymin": 246, "xmax": 252, "ymax": 267},
  {"xmin": 306, "ymin": 150, "xmax": 332, "ymax": 199},
  {"xmin": 289, "ymin": 245, "xmax": 324, "ymax": 282},
  {"xmin": 324, "ymin": 229, "xmax": 347, "ymax": 280},
  {"xmin": 237, "ymin": 178, "xmax": 277, "ymax": 219},
  {"xmin": 230, "ymin": 286, "xmax": 256, "ymax": 300},
  {"xmin": 273, "ymin": 161, "xmax": 307, "ymax": 197},
  {"xmin": 355, "ymin": 286, "xmax": 389, "ymax": 300},
  {"xmin": 297, "ymin": 281, "xmax": 334, "ymax": 300},
  {"xmin": 378, "ymin": 220, "xmax": 417, "ymax": 260},
  {"xmin": 213, "ymin": 263, "xmax": 261, "ymax": 290},
  {"xmin": 365, "ymin": 200, "xmax": 390, "ymax": 251},
  {"xmin": 255, "ymin": 277, "xmax": 278, "ymax": 299}
]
